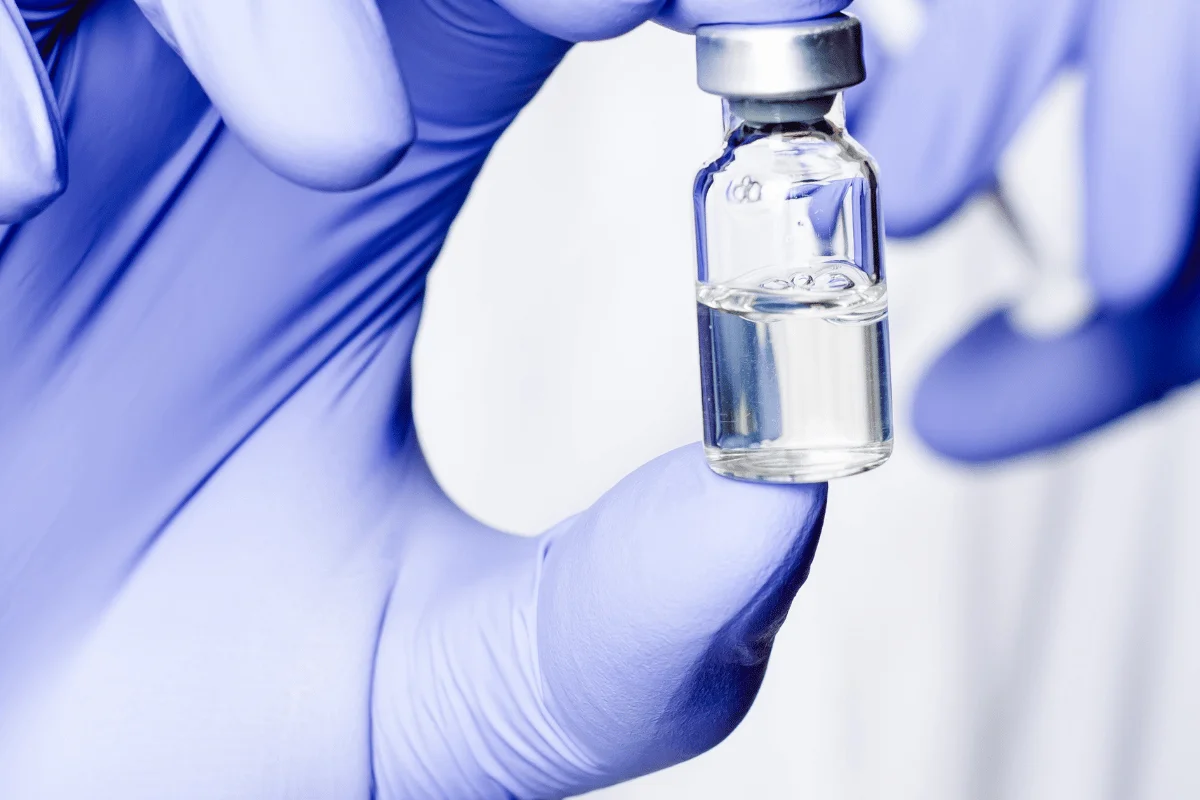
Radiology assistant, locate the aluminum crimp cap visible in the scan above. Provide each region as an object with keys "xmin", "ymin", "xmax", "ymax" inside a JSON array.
[{"xmin": 696, "ymin": 14, "xmax": 866, "ymax": 101}]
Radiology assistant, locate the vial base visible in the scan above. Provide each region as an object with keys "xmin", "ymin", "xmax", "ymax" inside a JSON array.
[
  {"xmin": 704, "ymin": 441, "xmax": 892, "ymax": 483},
  {"xmin": 696, "ymin": 265, "xmax": 893, "ymax": 485}
]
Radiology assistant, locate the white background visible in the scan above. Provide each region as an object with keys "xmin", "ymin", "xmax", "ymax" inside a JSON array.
[{"xmin": 413, "ymin": 11, "xmax": 1200, "ymax": 798}]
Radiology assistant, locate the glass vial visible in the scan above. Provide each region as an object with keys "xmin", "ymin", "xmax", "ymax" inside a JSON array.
[{"xmin": 693, "ymin": 15, "xmax": 893, "ymax": 483}]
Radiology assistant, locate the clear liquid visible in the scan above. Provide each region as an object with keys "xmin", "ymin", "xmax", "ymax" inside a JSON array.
[{"xmin": 697, "ymin": 261, "xmax": 893, "ymax": 483}]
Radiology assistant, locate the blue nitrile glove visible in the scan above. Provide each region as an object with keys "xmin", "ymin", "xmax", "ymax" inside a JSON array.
[
  {"xmin": 849, "ymin": 0, "xmax": 1200, "ymax": 462},
  {"xmin": 0, "ymin": 1, "xmax": 847, "ymax": 797}
]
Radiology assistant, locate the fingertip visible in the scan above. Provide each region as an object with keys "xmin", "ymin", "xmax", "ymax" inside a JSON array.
[
  {"xmin": 209, "ymin": 48, "xmax": 415, "ymax": 193},
  {"xmin": 598, "ymin": 444, "xmax": 828, "ymax": 606},
  {"xmin": 1087, "ymin": 242, "xmax": 1184, "ymax": 314},
  {"xmin": 858, "ymin": 107, "xmax": 986, "ymax": 240},
  {"xmin": 537, "ymin": 445, "xmax": 828, "ymax": 783},
  {"xmin": 912, "ymin": 311, "xmax": 1159, "ymax": 462},
  {"xmin": 141, "ymin": 0, "xmax": 415, "ymax": 192},
  {"xmin": 880, "ymin": 188, "xmax": 967, "ymax": 240},
  {"xmin": 1083, "ymin": 160, "xmax": 1196, "ymax": 312},
  {"xmin": 912, "ymin": 354, "xmax": 1010, "ymax": 464},
  {"xmin": 654, "ymin": 443, "xmax": 828, "ymax": 527},
  {"xmin": 496, "ymin": 0, "xmax": 667, "ymax": 41},
  {"xmin": 0, "ymin": 161, "xmax": 65, "ymax": 224},
  {"xmin": 1082, "ymin": 0, "xmax": 1200, "ymax": 313},
  {"xmin": 855, "ymin": 104, "xmax": 985, "ymax": 240},
  {"xmin": 654, "ymin": 0, "xmax": 852, "ymax": 33},
  {"xmin": 912, "ymin": 312, "xmax": 1057, "ymax": 462},
  {"xmin": 237, "ymin": 101, "xmax": 415, "ymax": 192}
]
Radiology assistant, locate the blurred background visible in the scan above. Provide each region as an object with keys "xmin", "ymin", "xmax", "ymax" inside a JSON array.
[{"xmin": 413, "ymin": 2, "xmax": 1200, "ymax": 797}]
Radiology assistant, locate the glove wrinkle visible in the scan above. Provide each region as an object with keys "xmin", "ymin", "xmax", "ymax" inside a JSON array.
[
  {"xmin": 15, "ymin": 0, "xmax": 78, "ymax": 47},
  {"xmin": 373, "ymin": 514, "xmax": 606, "ymax": 800}
]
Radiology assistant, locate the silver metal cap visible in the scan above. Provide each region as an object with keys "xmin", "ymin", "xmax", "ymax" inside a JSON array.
[{"xmin": 696, "ymin": 14, "xmax": 866, "ymax": 102}]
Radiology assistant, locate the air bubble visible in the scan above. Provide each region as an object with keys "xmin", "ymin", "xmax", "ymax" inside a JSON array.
[
  {"xmin": 761, "ymin": 279, "xmax": 791, "ymax": 291},
  {"xmin": 790, "ymin": 273, "xmax": 814, "ymax": 288},
  {"xmin": 811, "ymin": 264, "xmax": 866, "ymax": 293},
  {"xmin": 819, "ymin": 272, "xmax": 854, "ymax": 291}
]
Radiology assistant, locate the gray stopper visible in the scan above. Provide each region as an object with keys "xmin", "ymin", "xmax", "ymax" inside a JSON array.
[{"xmin": 696, "ymin": 14, "xmax": 866, "ymax": 104}]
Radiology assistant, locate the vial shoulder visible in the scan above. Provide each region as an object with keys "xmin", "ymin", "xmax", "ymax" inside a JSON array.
[{"xmin": 698, "ymin": 124, "xmax": 878, "ymax": 187}]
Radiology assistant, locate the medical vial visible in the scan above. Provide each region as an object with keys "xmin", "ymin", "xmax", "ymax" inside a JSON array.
[{"xmin": 693, "ymin": 15, "xmax": 893, "ymax": 483}]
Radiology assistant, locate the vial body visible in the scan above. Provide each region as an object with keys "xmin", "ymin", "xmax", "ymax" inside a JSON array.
[{"xmin": 694, "ymin": 105, "xmax": 893, "ymax": 483}]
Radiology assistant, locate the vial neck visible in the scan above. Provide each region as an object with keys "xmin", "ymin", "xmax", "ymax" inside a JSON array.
[{"xmin": 727, "ymin": 94, "xmax": 839, "ymax": 126}]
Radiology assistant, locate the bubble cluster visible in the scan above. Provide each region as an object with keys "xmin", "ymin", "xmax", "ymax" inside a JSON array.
[
  {"xmin": 759, "ymin": 261, "xmax": 868, "ymax": 293},
  {"xmin": 727, "ymin": 175, "xmax": 763, "ymax": 204}
]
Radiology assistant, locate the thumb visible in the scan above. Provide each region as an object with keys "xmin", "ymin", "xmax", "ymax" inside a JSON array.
[
  {"xmin": 0, "ymin": 0, "xmax": 66, "ymax": 222},
  {"xmin": 132, "ymin": 0, "xmax": 413, "ymax": 191},
  {"xmin": 538, "ymin": 444, "xmax": 826, "ymax": 786},
  {"xmin": 370, "ymin": 444, "xmax": 825, "ymax": 799}
]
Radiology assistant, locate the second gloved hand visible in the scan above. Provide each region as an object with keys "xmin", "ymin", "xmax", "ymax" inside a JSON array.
[{"xmin": 851, "ymin": 0, "xmax": 1200, "ymax": 461}]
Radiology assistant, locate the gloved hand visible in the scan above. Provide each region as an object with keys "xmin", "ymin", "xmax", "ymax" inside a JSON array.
[
  {"xmin": 849, "ymin": 0, "xmax": 1200, "ymax": 462},
  {"xmin": 0, "ymin": 1, "xmax": 845, "ymax": 797}
]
